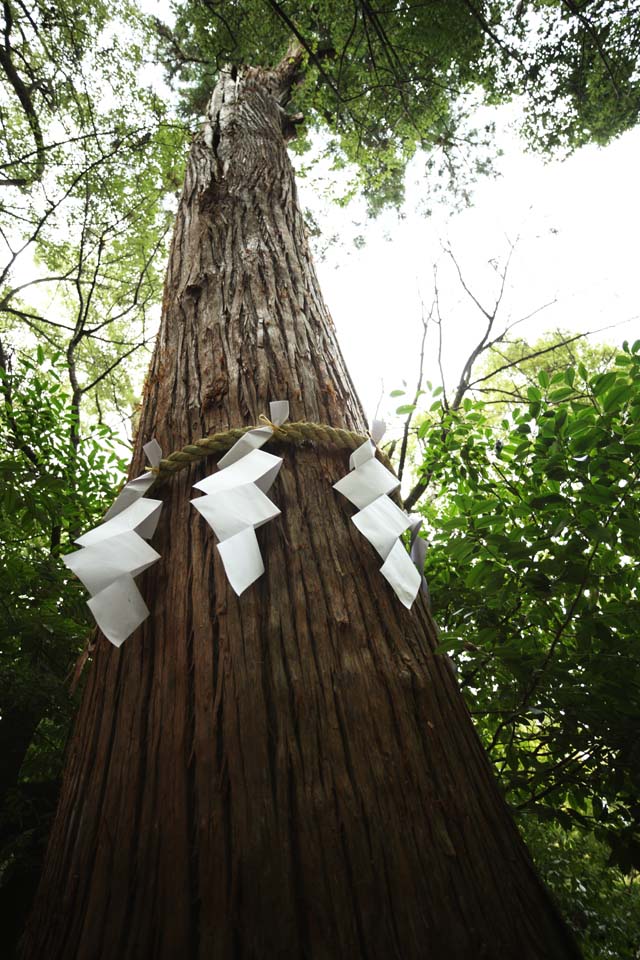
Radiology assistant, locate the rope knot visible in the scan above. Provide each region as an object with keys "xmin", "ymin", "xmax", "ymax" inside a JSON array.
[{"xmin": 258, "ymin": 413, "xmax": 287, "ymax": 437}]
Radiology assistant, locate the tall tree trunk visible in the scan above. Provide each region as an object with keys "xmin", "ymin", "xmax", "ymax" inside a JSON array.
[{"xmin": 21, "ymin": 54, "xmax": 581, "ymax": 960}]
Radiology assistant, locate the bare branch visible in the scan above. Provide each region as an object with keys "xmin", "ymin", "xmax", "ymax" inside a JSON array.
[
  {"xmin": 0, "ymin": 1, "xmax": 46, "ymax": 187},
  {"xmin": 397, "ymin": 294, "xmax": 431, "ymax": 482},
  {"xmin": 447, "ymin": 241, "xmax": 516, "ymax": 410},
  {"xmin": 81, "ymin": 340, "xmax": 150, "ymax": 395},
  {"xmin": 403, "ymin": 241, "xmax": 520, "ymax": 511},
  {"xmin": 468, "ymin": 331, "xmax": 589, "ymax": 390},
  {"xmin": 432, "ymin": 264, "xmax": 449, "ymax": 410}
]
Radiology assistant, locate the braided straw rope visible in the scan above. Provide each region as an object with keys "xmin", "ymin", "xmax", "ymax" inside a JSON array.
[{"xmin": 150, "ymin": 421, "xmax": 372, "ymax": 484}]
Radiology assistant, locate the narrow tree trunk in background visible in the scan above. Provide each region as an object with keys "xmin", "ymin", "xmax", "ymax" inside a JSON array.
[{"xmin": 22, "ymin": 54, "xmax": 581, "ymax": 960}]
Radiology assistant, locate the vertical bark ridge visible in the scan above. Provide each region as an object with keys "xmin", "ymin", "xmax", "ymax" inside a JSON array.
[{"xmin": 22, "ymin": 57, "xmax": 581, "ymax": 960}]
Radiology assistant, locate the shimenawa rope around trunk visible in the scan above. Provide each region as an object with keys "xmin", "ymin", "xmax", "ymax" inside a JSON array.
[{"xmin": 149, "ymin": 419, "xmax": 374, "ymax": 483}]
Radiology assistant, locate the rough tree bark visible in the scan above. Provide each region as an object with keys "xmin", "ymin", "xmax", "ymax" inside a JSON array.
[{"xmin": 22, "ymin": 51, "xmax": 581, "ymax": 960}]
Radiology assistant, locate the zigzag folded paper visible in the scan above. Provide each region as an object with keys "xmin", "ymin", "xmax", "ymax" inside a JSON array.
[
  {"xmin": 191, "ymin": 401, "xmax": 288, "ymax": 595},
  {"xmin": 334, "ymin": 425, "xmax": 424, "ymax": 609},
  {"xmin": 62, "ymin": 440, "xmax": 163, "ymax": 647}
]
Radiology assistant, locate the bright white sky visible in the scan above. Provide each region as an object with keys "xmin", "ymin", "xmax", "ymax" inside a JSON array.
[{"xmin": 296, "ymin": 111, "xmax": 640, "ymax": 424}]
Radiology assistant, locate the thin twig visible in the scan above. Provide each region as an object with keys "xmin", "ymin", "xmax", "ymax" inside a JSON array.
[{"xmin": 397, "ymin": 294, "xmax": 431, "ymax": 481}]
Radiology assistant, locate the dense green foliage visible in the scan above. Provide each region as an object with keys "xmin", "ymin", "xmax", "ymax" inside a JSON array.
[
  {"xmin": 417, "ymin": 341, "xmax": 640, "ymax": 859},
  {"xmin": 0, "ymin": 347, "xmax": 126, "ymax": 947},
  {"xmin": 386, "ymin": 332, "xmax": 640, "ymax": 953},
  {"xmin": 473, "ymin": 330, "xmax": 619, "ymax": 411},
  {"xmin": 521, "ymin": 816, "xmax": 640, "ymax": 960}
]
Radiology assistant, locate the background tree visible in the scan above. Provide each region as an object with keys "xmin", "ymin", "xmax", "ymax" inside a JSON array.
[
  {"xmin": 0, "ymin": 0, "xmax": 188, "ymax": 428},
  {"xmin": 413, "ymin": 342, "xmax": 640, "ymax": 855},
  {"xmin": 0, "ymin": 342, "xmax": 125, "ymax": 947},
  {"xmin": 390, "ymin": 325, "xmax": 640, "ymax": 956},
  {"xmin": 521, "ymin": 817, "xmax": 640, "ymax": 960},
  {"xmin": 384, "ymin": 242, "xmax": 640, "ymax": 956},
  {"xmin": 0, "ymin": 7, "xmax": 185, "ymax": 946},
  {"xmin": 472, "ymin": 330, "xmax": 619, "ymax": 411}
]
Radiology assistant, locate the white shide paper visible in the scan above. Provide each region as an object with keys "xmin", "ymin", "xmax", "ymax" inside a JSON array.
[
  {"xmin": 62, "ymin": 439, "xmax": 164, "ymax": 647},
  {"xmin": 334, "ymin": 421, "xmax": 424, "ymax": 609},
  {"xmin": 191, "ymin": 401, "xmax": 288, "ymax": 596}
]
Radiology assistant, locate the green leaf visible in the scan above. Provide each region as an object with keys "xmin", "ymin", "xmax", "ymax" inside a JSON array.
[
  {"xmin": 549, "ymin": 386, "xmax": 574, "ymax": 402},
  {"xmin": 570, "ymin": 428, "xmax": 599, "ymax": 454},
  {"xmin": 591, "ymin": 371, "xmax": 618, "ymax": 396},
  {"xmin": 602, "ymin": 384, "xmax": 630, "ymax": 413},
  {"xmin": 529, "ymin": 493, "xmax": 566, "ymax": 509}
]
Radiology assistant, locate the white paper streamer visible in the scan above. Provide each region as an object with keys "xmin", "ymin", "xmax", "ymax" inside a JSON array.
[
  {"xmin": 371, "ymin": 418, "xmax": 386, "ymax": 445},
  {"xmin": 102, "ymin": 472, "xmax": 155, "ymax": 522},
  {"xmin": 191, "ymin": 482, "xmax": 280, "ymax": 541},
  {"xmin": 192, "ymin": 401, "xmax": 288, "ymax": 596},
  {"xmin": 75, "ymin": 497, "xmax": 162, "ymax": 547},
  {"xmin": 409, "ymin": 516, "xmax": 431, "ymax": 606},
  {"xmin": 64, "ymin": 531, "xmax": 160, "ymax": 596},
  {"xmin": 215, "ymin": 427, "xmax": 274, "ymax": 469},
  {"xmin": 63, "ymin": 439, "xmax": 164, "ymax": 646},
  {"xmin": 217, "ymin": 526, "xmax": 265, "ymax": 595},
  {"xmin": 334, "ymin": 420, "xmax": 421, "ymax": 609},
  {"xmin": 194, "ymin": 449, "xmax": 283, "ymax": 496},
  {"xmin": 348, "ymin": 438, "xmax": 376, "ymax": 472},
  {"xmin": 217, "ymin": 400, "xmax": 289, "ymax": 469},
  {"xmin": 334, "ymin": 457, "xmax": 400, "ymax": 509},
  {"xmin": 143, "ymin": 438, "xmax": 163, "ymax": 468},
  {"xmin": 352, "ymin": 495, "xmax": 411, "ymax": 560},
  {"xmin": 87, "ymin": 575, "xmax": 150, "ymax": 648},
  {"xmin": 380, "ymin": 540, "xmax": 422, "ymax": 609}
]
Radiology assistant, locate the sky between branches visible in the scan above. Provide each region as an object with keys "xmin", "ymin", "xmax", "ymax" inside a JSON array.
[
  {"xmin": 15, "ymin": 0, "xmax": 637, "ymax": 440},
  {"xmin": 299, "ymin": 106, "xmax": 639, "ymax": 423}
]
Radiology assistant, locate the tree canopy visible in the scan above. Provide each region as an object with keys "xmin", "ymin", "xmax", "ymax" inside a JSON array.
[
  {"xmin": 0, "ymin": 0, "xmax": 188, "ymax": 433},
  {"xmin": 2, "ymin": 0, "xmax": 639, "ymax": 397},
  {"xmin": 160, "ymin": 0, "xmax": 640, "ymax": 208}
]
